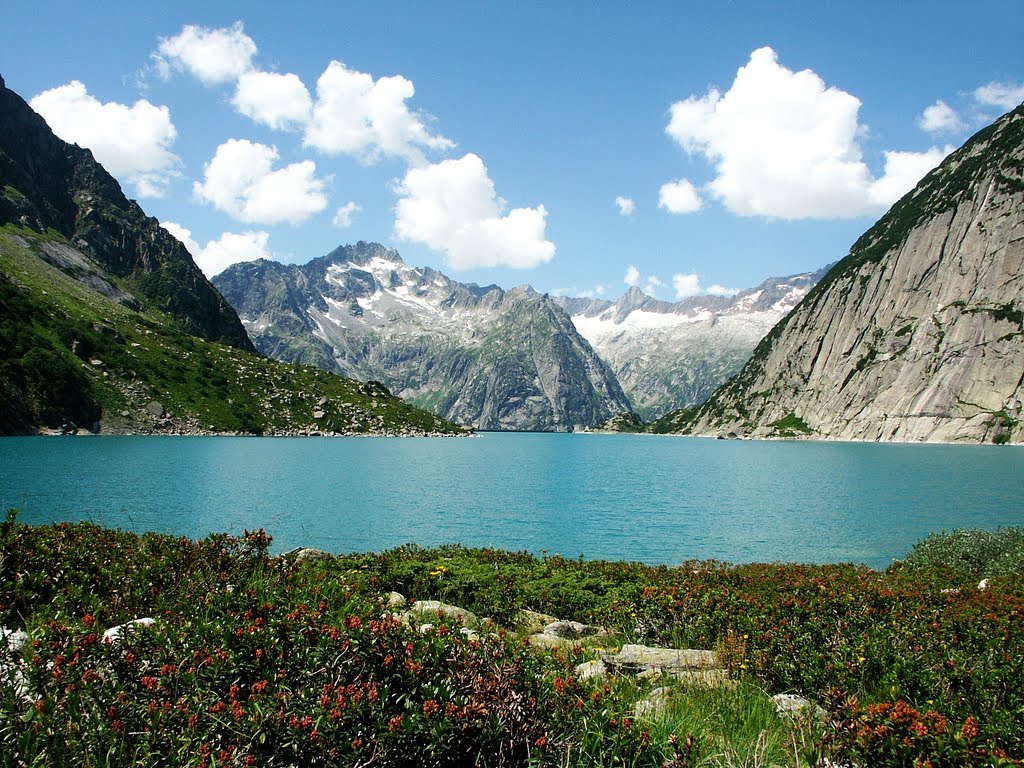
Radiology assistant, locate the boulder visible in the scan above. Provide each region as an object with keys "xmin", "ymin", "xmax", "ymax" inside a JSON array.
[
  {"xmin": 1, "ymin": 627, "xmax": 27, "ymax": 655},
  {"xmin": 403, "ymin": 600, "xmax": 477, "ymax": 627},
  {"xmin": 574, "ymin": 659, "xmax": 608, "ymax": 682},
  {"xmin": 145, "ymin": 401, "xmax": 165, "ymax": 418},
  {"xmin": 543, "ymin": 620, "xmax": 605, "ymax": 639},
  {"xmin": 514, "ymin": 609, "xmax": 559, "ymax": 635},
  {"xmin": 386, "ymin": 591, "xmax": 407, "ymax": 609},
  {"xmin": 519, "ymin": 612, "xmax": 610, "ymax": 650},
  {"xmin": 281, "ymin": 547, "xmax": 332, "ymax": 562},
  {"xmin": 634, "ymin": 686, "xmax": 672, "ymax": 720},
  {"xmin": 526, "ymin": 632, "xmax": 577, "ymax": 649},
  {"xmin": 102, "ymin": 617, "xmax": 156, "ymax": 645},
  {"xmin": 772, "ymin": 693, "xmax": 828, "ymax": 721}
]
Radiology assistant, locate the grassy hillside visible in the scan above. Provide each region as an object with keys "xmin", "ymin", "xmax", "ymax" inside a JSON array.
[{"xmin": 0, "ymin": 225, "xmax": 466, "ymax": 436}]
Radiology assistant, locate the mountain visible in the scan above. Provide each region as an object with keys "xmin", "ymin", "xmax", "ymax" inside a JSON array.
[
  {"xmin": 655, "ymin": 103, "xmax": 1024, "ymax": 444},
  {"xmin": 554, "ymin": 272, "xmax": 823, "ymax": 419},
  {"xmin": 0, "ymin": 74, "xmax": 463, "ymax": 437},
  {"xmin": 0, "ymin": 75, "xmax": 252, "ymax": 352},
  {"xmin": 213, "ymin": 243, "xmax": 632, "ymax": 431}
]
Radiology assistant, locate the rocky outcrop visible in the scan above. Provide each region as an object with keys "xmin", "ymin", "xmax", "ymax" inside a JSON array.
[
  {"xmin": 0, "ymin": 75, "xmax": 254, "ymax": 352},
  {"xmin": 214, "ymin": 243, "xmax": 632, "ymax": 431},
  {"xmin": 101, "ymin": 617, "xmax": 156, "ymax": 645},
  {"xmin": 402, "ymin": 600, "xmax": 479, "ymax": 628},
  {"xmin": 664, "ymin": 103, "xmax": 1024, "ymax": 444}
]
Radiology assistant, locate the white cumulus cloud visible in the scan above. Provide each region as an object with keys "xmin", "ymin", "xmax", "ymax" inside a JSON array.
[
  {"xmin": 394, "ymin": 153, "xmax": 555, "ymax": 270},
  {"xmin": 867, "ymin": 146, "xmax": 952, "ymax": 207},
  {"xmin": 918, "ymin": 100, "xmax": 964, "ymax": 135},
  {"xmin": 161, "ymin": 222, "xmax": 271, "ymax": 278},
  {"xmin": 305, "ymin": 60, "xmax": 454, "ymax": 164},
  {"xmin": 974, "ymin": 81, "xmax": 1024, "ymax": 111},
  {"xmin": 671, "ymin": 273, "xmax": 740, "ymax": 299},
  {"xmin": 333, "ymin": 201, "xmax": 362, "ymax": 228},
  {"xmin": 672, "ymin": 273, "xmax": 701, "ymax": 299},
  {"xmin": 615, "ymin": 196, "xmax": 636, "ymax": 216},
  {"xmin": 624, "ymin": 265, "xmax": 641, "ymax": 287},
  {"xmin": 233, "ymin": 71, "xmax": 312, "ymax": 130},
  {"xmin": 658, "ymin": 179, "xmax": 703, "ymax": 214},
  {"xmin": 154, "ymin": 22, "xmax": 257, "ymax": 85},
  {"xmin": 666, "ymin": 46, "xmax": 949, "ymax": 219},
  {"xmin": 30, "ymin": 81, "xmax": 179, "ymax": 198},
  {"xmin": 193, "ymin": 139, "xmax": 329, "ymax": 226}
]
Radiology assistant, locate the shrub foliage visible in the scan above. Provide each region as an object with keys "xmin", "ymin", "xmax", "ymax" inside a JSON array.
[{"xmin": 1, "ymin": 517, "xmax": 1022, "ymax": 766}]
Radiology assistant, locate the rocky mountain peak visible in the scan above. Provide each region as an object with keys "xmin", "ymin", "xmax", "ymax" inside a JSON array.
[
  {"xmin": 320, "ymin": 241, "xmax": 405, "ymax": 268},
  {"xmin": 614, "ymin": 286, "xmax": 652, "ymax": 315},
  {"xmin": 214, "ymin": 245, "xmax": 632, "ymax": 431}
]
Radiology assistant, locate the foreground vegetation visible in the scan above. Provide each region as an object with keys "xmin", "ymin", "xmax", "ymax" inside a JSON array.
[{"xmin": 1, "ymin": 518, "xmax": 1022, "ymax": 766}]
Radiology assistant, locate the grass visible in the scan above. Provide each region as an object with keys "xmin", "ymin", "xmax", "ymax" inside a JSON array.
[
  {"xmin": 0, "ymin": 226, "xmax": 466, "ymax": 436},
  {"xmin": 2, "ymin": 517, "xmax": 1023, "ymax": 766},
  {"xmin": 767, "ymin": 413, "xmax": 812, "ymax": 438}
]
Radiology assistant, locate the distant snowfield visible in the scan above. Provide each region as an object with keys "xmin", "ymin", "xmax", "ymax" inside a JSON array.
[{"xmin": 562, "ymin": 275, "xmax": 817, "ymax": 418}]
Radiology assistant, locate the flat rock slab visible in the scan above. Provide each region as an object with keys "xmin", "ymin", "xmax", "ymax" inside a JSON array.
[{"xmin": 601, "ymin": 644, "xmax": 718, "ymax": 673}]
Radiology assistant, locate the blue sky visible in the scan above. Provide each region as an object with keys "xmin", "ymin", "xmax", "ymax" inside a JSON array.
[{"xmin": 3, "ymin": 0, "xmax": 1022, "ymax": 300}]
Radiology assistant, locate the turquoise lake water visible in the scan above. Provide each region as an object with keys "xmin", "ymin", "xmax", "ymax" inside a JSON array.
[{"xmin": 1, "ymin": 433, "xmax": 1022, "ymax": 569}]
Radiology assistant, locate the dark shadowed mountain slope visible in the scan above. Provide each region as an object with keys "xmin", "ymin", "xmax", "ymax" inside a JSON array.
[{"xmin": 0, "ymin": 74, "xmax": 253, "ymax": 351}]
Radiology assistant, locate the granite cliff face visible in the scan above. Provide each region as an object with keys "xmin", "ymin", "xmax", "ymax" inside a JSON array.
[
  {"xmin": 554, "ymin": 272, "xmax": 822, "ymax": 420},
  {"xmin": 214, "ymin": 243, "xmax": 631, "ymax": 430},
  {"xmin": 0, "ymin": 74, "xmax": 253, "ymax": 352},
  {"xmin": 664, "ymin": 103, "xmax": 1024, "ymax": 444}
]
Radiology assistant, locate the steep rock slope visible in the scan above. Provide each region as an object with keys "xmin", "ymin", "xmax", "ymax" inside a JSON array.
[
  {"xmin": 214, "ymin": 243, "xmax": 631, "ymax": 430},
  {"xmin": 660, "ymin": 103, "xmax": 1024, "ymax": 444},
  {"xmin": 0, "ymin": 74, "xmax": 253, "ymax": 351},
  {"xmin": 554, "ymin": 272, "xmax": 822, "ymax": 419}
]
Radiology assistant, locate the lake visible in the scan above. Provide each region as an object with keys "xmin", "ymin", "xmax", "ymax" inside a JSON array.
[{"xmin": 1, "ymin": 433, "xmax": 1022, "ymax": 569}]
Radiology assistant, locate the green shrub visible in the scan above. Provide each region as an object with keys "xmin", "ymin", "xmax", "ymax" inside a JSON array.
[{"xmin": 901, "ymin": 528, "xmax": 1024, "ymax": 577}]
